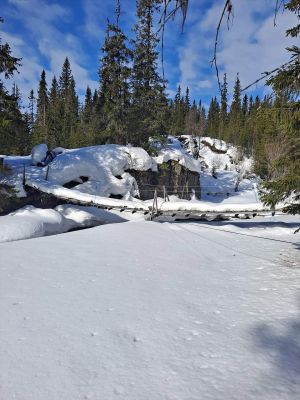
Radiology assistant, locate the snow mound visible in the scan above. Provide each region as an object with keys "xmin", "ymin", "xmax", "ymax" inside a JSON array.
[
  {"xmin": 0, "ymin": 204, "xmax": 133, "ymax": 243},
  {"xmin": 31, "ymin": 143, "xmax": 48, "ymax": 166},
  {"xmin": 154, "ymin": 148, "xmax": 201, "ymax": 173},
  {"xmin": 0, "ymin": 206, "xmax": 70, "ymax": 243},
  {"xmin": 42, "ymin": 145, "xmax": 155, "ymax": 199}
]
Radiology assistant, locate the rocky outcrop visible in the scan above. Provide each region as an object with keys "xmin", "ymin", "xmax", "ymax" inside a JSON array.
[
  {"xmin": 129, "ymin": 160, "xmax": 201, "ymax": 200},
  {"xmin": 0, "ymin": 186, "xmax": 67, "ymax": 216},
  {"xmin": 200, "ymin": 139, "xmax": 227, "ymax": 154}
]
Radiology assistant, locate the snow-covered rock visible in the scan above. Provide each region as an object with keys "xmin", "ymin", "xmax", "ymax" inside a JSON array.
[{"xmin": 31, "ymin": 144, "xmax": 48, "ymax": 166}]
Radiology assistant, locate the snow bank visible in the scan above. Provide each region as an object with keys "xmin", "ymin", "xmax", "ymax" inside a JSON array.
[
  {"xmin": 0, "ymin": 206, "xmax": 70, "ymax": 243},
  {"xmin": 0, "ymin": 204, "xmax": 135, "ymax": 243}
]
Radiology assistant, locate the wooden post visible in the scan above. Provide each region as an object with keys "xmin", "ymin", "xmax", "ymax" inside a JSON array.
[
  {"xmin": 150, "ymin": 189, "xmax": 158, "ymax": 221},
  {"xmin": 45, "ymin": 165, "xmax": 50, "ymax": 181},
  {"xmin": 163, "ymin": 185, "xmax": 170, "ymax": 202},
  {"xmin": 22, "ymin": 164, "xmax": 26, "ymax": 186}
]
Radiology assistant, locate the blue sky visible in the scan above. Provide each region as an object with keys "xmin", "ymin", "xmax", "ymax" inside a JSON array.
[{"xmin": 0, "ymin": 0, "xmax": 297, "ymax": 109}]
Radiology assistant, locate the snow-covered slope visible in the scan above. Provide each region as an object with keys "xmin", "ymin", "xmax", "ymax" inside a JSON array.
[{"xmin": 0, "ymin": 215, "xmax": 299, "ymax": 399}]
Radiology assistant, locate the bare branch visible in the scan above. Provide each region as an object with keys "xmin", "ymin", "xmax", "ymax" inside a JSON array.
[
  {"xmin": 210, "ymin": 0, "xmax": 233, "ymax": 93},
  {"xmin": 273, "ymin": 0, "xmax": 286, "ymax": 26},
  {"xmin": 241, "ymin": 56, "xmax": 297, "ymax": 92}
]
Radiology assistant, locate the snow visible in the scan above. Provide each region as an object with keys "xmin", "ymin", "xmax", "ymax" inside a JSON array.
[
  {"xmin": 1, "ymin": 137, "xmax": 270, "ymax": 212},
  {"xmin": 0, "ymin": 206, "xmax": 70, "ymax": 243},
  {"xmin": 154, "ymin": 148, "xmax": 202, "ymax": 173},
  {"xmin": 26, "ymin": 178, "xmax": 149, "ymax": 210},
  {"xmin": 3, "ymin": 144, "xmax": 156, "ymax": 200},
  {"xmin": 0, "ymin": 204, "xmax": 140, "ymax": 243},
  {"xmin": 0, "ymin": 214, "xmax": 299, "ymax": 399},
  {"xmin": 31, "ymin": 143, "xmax": 48, "ymax": 165}
]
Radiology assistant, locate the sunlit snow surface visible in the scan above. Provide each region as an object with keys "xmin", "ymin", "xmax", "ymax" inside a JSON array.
[
  {"xmin": 0, "ymin": 214, "xmax": 299, "ymax": 399},
  {"xmin": 3, "ymin": 137, "xmax": 257, "ymax": 204}
]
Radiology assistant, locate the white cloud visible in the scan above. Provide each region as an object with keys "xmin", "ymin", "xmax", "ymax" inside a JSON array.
[
  {"xmin": 0, "ymin": 30, "xmax": 49, "ymax": 105},
  {"xmin": 81, "ymin": 0, "xmax": 136, "ymax": 42},
  {"xmin": 3, "ymin": 0, "xmax": 98, "ymax": 104},
  {"xmin": 177, "ymin": 0, "xmax": 298, "ymax": 98}
]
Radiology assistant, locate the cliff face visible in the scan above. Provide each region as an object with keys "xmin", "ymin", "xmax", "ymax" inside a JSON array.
[{"xmin": 129, "ymin": 160, "xmax": 201, "ymax": 200}]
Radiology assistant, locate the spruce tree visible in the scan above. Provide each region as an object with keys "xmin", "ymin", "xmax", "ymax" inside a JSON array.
[
  {"xmin": 261, "ymin": 0, "xmax": 300, "ymax": 215},
  {"xmin": 0, "ymin": 21, "xmax": 27, "ymax": 156},
  {"xmin": 219, "ymin": 73, "xmax": 228, "ymax": 139},
  {"xmin": 83, "ymin": 86, "xmax": 93, "ymax": 123},
  {"xmin": 172, "ymin": 85, "xmax": 185, "ymax": 135},
  {"xmin": 58, "ymin": 58, "xmax": 79, "ymax": 147},
  {"xmin": 130, "ymin": 0, "xmax": 168, "ymax": 147},
  {"xmin": 98, "ymin": 1, "xmax": 132, "ymax": 144},
  {"xmin": 206, "ymin": 97, "xmax": 220, "ymax": 137},
  {"xmin": 227, "ymin": 73, "xmax": 242, "ymax": 144},
  {"xmin": 47, "ymin": 76, "xmax": 62, "ymax": 148},
  {"xmin": 32, "ymin": 70, "xmax": 48, "ymax": 144},
  {"xmin": 0, "ymin": 18, "xmax": 21, "ymax": 78},
  {"xmin": 184, "ymin": 87, "xmax": 190, "ymax": 114},
  {"xmin": 27, "ymin": 89, "xmax": 35, "ymax": 133},
  {"xmin": 185, "ymin": 99, "xmax": 198, "ymax": 135}
]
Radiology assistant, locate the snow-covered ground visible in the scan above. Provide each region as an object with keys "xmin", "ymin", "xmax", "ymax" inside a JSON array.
[{"xmin": 0, "ymin": 214, "xmax": 299, "ymax": 399}]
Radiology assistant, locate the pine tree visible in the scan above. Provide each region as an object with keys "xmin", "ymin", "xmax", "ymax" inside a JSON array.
[
  {"xmin": 130, "ymin": 0, "xmax": 168, "ymax": 147},
  {"xmin": 98, "ymin": 1, "xmax": 132, "ymax": 144}
]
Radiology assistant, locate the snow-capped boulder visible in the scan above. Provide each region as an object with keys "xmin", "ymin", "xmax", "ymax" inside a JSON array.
[{"xmin": 31, "ymin": 144, "xmax": 48, "ymax": 166}]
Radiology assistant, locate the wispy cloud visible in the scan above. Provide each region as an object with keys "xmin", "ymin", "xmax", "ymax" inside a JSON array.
[
  {"xmin": 176, "ymin": 0, "xmax": 297, "ymax": 99},
  {"xmin": 3, "ymin": 0, "xmax": 98, "ymax": 103}
]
